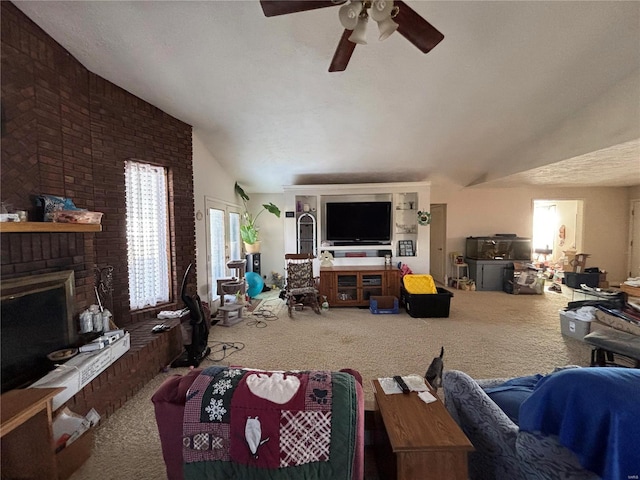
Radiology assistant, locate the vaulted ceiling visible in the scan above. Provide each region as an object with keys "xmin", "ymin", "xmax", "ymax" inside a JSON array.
[{"xmin": 14, "ymin": 1, "xmax": 640, "ymax": 192}]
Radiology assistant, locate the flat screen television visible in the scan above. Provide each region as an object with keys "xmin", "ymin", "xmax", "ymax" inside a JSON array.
[{"xmin": 326, "ymin": 201, "xmax": 392, "ymax": 245}]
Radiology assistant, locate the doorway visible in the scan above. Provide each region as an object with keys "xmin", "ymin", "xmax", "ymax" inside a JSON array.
[
  {"xmin": 205, "ymin": 197, "xmax": 241, "ymax": 301},
  {"xmin": 429, "ymin": 204, "xmax": 447, "ymax": 284},
  {"xmin": 532, "ymin": 199, "xmax": 583, "ymax": 266},
  {"xmin": 629, "ymin": 199, "xmax": 640, "ymax": 278}
]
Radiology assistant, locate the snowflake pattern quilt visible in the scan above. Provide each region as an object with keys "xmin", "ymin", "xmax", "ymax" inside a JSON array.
[{"xmin": 182, "ymin": 366, "xmax": 358, "ymax": 480}]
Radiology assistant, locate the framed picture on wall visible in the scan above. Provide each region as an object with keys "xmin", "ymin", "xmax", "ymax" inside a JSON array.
[{"xmin": 398, "ymin": 240, "xmax": 414, "ymax": 257}]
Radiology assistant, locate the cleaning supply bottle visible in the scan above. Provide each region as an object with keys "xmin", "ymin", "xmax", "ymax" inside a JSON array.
[{"xmin": 321, "ymin": 296, "xmax": 329, "ymax": 311}]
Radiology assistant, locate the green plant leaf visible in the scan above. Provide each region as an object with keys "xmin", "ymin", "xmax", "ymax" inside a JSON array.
[
  {"xmin": 240, "ymin": 224, "xmax": 258, "ymax": 244},
  {"xmin": 263, "ymin": 203, "xmax": 281, "ymax": 218},
  {"xmin": 235, "ymin": 182, "xmax": 280, "ymax": 244},
  {"xmin": 234, "ymin": 182, "xmax": 250, "ymax": 202}
]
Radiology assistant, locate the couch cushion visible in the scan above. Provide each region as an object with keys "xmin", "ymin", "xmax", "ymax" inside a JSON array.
[
  {"xmin": 519, "ymin": 367, "xmax": 640, "ymax": 479},
  {"xmin": 483, "ymin": 374, "xmax": 543, "ymax": 425}
]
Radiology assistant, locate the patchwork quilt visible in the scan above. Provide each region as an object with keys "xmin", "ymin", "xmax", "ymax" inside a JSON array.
[{"xmin": 182, "ymin": 366, "xmax": 358, "ymax": 479}]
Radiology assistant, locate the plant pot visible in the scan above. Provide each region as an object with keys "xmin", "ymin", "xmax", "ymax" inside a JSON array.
[{"xmin": 244, "ymin": 241, "xmax": 261, "ymax": 254}]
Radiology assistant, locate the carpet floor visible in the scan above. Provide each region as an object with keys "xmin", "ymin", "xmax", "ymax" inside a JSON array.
[{"xmin": 70, "ymin": 285, "xmax": 593, "ymax": 479}]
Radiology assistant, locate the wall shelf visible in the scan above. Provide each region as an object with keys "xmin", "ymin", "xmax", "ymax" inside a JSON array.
[{"xmin": 0, "ymin": 222, "xmax": 102, "ymax": 233}]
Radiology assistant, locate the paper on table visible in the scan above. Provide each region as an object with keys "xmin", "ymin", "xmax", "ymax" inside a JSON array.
[
  {"xmin": 418, "ymin": 391, "xmax": 438, "ymax": 404},
  {"xmin": 378, "ymin": 374, "xmax": 430, "ymax": 394}
]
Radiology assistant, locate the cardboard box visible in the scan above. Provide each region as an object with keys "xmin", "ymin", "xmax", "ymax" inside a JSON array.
[
  {"xmin": 401, "ymin": 287, "xmax": 453, "ymax": 318},
  {"xmin": 559, "ymin": 310, "xmax": 592, "ymax": 340},
  {"xmin": 56, "ymin": 428, "xmax": 93, "ymax": 480},
  {"xmin": 570, "ymin": 253, "xmax": 590, "ymax": 273}
]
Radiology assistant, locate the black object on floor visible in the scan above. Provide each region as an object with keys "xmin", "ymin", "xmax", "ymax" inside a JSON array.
[{"xmin": 171, "ymin": 263, "xmax": 211, "ymax": 368}]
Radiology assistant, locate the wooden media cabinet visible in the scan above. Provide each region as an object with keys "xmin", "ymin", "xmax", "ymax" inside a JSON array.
[{"xmin": 319, "ymin": 265, "xmax": 401, "ymax": 307}]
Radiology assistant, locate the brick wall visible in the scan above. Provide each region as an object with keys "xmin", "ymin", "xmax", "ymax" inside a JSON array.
[
  {"xmin": 1, "ymin": 2, "xmax": 196, "ymax": 417},
  {"xmin": 64, "ymin": 319, "xmax": 184, "ymax": 418},
  {"xmin": 1, "ymin": 2, "xmax": 196, "ymax": 324}
]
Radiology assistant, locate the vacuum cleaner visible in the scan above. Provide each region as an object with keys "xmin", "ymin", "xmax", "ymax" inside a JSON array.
[{"xmin": 171, "ymin": 263, "xmax": 211, "ymax": 368}]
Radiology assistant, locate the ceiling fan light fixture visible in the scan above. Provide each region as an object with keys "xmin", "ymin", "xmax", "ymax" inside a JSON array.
[
  {"xmin": 370, "ymin": 0, "xmax": 394, "ymax": 22},
  {"xmin": 348, "ymin": 14, "xmax": 369, "ymax": 44},
  {"xmin": 339, "ymin": 1, "xmax": 363, "ymax": 30},
  {"xmin": 376, "ymin": 16, "xmax": 398, "ymax": 41}
]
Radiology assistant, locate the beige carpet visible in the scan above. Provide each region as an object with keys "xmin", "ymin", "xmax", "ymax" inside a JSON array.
[{"xmin": 70, "ymin": 286, "xmax": 592, "ymax": 479}]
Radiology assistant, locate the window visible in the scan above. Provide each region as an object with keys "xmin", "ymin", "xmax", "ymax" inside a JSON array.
[{"xmin": 125, "ymin": 160, "xmax": 170, "ymax": 309}]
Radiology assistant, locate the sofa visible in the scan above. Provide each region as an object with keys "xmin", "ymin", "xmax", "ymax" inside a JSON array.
[
  {"xmin": 443, "ymin": 368, "xmax": 640, "ymax": 480},
  {"xmin": 151, "ymin": 366, "xmax": 365, "ymax": 480}
]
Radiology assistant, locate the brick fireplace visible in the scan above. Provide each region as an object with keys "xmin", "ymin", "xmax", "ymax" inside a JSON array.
[{"xmin": 1, "ymin": 2, "xmax": 196, "ymax": 418}]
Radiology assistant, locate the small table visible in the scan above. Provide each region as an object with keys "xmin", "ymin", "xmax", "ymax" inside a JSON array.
[
  {"xmin": 1, "ymin": 387, "xmax": 64, "ymax": 479},
  {"xmin": 372, "ymin": 379, "xmax": 473, "ymax": 480}
]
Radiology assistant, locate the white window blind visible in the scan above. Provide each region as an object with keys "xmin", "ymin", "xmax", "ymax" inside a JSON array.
[{"xmin": 125, "ymin": 160, "xmax": 170, "ymax": 309}]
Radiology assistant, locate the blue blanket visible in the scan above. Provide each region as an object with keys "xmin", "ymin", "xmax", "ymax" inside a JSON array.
[{"xmin": 519, "ymin": 367, "xmax": 640, "ymax": 479}]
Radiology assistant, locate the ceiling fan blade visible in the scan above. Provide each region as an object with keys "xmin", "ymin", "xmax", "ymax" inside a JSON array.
[
  {"xmin": 394, "ymin": 1, "xmax": 444, "ymax": 54},
  {"xmin": 260, "ymin": 1, "xmax": 343, "ymax": 17},
  {"xmin": 329, "ymin": 30, "xmax": 357, "ymax": 72}
]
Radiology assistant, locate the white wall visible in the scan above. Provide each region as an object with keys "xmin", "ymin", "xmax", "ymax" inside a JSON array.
[
  {"xmin": 245, "ymin": 192, "xmax": 285, "ymax": 285},
  {"xmin": 192, "ymin": 130, "xmax": 239, "ymax": 302},
  {"xmin": 431, "ymin": 184, "xmax": 634, "ymax": 284}
]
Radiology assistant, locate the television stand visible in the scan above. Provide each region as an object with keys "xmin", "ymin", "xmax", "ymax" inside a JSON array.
[
  {"xmin": 333, "ymin": 241, "xmax": 390, "ymax": 246},
  {"xmin": 319, "ymin": 265, "xmax": 400, "ymax": 307}
]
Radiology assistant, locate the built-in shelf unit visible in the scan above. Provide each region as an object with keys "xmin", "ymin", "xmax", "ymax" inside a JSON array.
[{"xmin": 283, "ymin": 182, "xmax": 430, "ymax": 274}]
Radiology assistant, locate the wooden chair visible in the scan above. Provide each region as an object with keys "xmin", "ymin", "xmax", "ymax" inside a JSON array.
[{"xmin": 283, "ymin": 253, "xmax": 321, "ymax": 317}]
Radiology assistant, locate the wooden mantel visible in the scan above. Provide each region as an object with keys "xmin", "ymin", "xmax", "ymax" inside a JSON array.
[{"xmin": 0, "ymin": 222, "xmax": 102, "ymax": 233}]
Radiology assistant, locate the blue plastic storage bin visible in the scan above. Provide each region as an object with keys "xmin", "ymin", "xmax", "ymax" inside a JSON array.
[{"xmin": 369, "ymin": 296, "xmax": 399, "ymax": 314}]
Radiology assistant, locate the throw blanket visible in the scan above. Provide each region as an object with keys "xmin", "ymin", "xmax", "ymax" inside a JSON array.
[
  {"xmin": 519, "ymin": 367, "xmax": 640, "ymax": 479},
  {"xmin": 182, "ymin": 366, "xmax": 358, "ymax": 479}
]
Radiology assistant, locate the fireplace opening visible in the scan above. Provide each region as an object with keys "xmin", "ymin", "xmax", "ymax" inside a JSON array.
[{"xmin": 1, "ymin": 270, "xmax": 77, "ymax": 393}]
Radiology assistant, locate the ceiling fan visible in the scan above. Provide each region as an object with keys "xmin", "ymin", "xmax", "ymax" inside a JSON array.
[{"xmin": 259, "ymin": 0, "xmax": 444, "ymax": 72}]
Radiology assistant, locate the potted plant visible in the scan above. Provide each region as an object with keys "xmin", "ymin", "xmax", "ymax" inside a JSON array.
[{"xmin": 235, "ymin": 182, "xmax": 281, "ymax": 253}]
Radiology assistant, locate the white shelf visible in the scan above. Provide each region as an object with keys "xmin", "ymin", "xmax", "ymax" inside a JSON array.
[{"xmin": 320, "ymin": 245, "xmax": 392, "ymax": 251}]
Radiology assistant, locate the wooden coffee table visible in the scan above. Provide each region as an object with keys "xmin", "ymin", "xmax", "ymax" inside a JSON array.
[{"xmin": 372, "ymin": 378, "xmax": 473, "ymax": 480}]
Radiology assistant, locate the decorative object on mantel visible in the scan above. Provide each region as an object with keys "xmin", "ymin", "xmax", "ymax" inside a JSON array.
[
  {"xmin": 94, "ymin": 265, "xmax": 116, "ymax": 329},
  {"xmin": 36, "ymin": 194, "xmax": 103, "ymax": 224},
  {"xmin": 235, "ymin": 182, "xmax": 281, "ymax": 253},
  {"xmin": 417, "ymin": 210, "xmax": 431, "ymax": 225},
  {"xmin": 52, "ymin": 210, "xmax": 103, "ymax": 224},
  {"xmin": 0, "ymin": 201, "xmax": 27, "ymax": 222}
]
